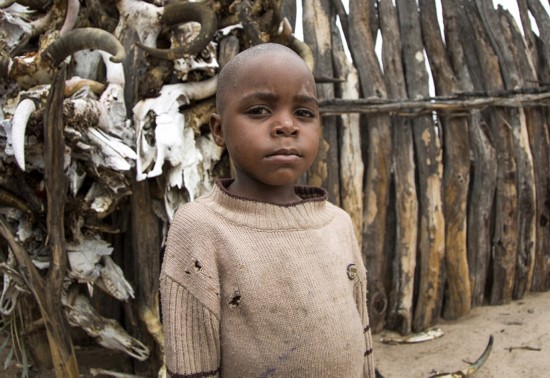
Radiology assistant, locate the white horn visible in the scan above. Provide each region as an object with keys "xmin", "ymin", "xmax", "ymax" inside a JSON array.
[{"xmin": 11, "ymin": 98, "xmax": 36, "ymax": 171}]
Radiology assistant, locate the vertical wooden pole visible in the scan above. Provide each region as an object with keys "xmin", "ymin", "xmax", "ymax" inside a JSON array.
[
  {"xmin": 331, "ymin": 23, "xmax": 364, "ymax": 244},
  {"xmin": 378, "ymin": 0, "xmax": 418, "ymax": 336},
  {"xmin": 349, "ymin": 0, "xmax": 393, "ymax": 332},
  {"xmin": 526, "ymin": 0, "xmax": 550, "ymax": 291},
  {"xmin": 456, "ymin": 0, "xmax": 498, "ymax": 307},
  {"xmin": 419, "ymin": 0, "xmax": 472, "ymax": 320},
  {"xmin": 117, "ymin": 21, "xmax": 162, "ymax": 375},
  {"xmin": 471, "ymin": 1, "xmax": 519, "ymax": 305},
  {"xmin": 302, "ymin": 0, "xmax": 340, "ymax": 205},
  {"xmin": 396, "ymin": 0, "xmax": 446, "ymax": 332}
]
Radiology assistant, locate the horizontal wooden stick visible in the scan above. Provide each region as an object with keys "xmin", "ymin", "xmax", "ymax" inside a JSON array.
[{"xmin": 319, "ymin": 91, "xmax": 550, "ymax": 116}]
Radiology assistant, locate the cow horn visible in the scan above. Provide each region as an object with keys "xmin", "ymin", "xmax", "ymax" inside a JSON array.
[
  {"xmin": 136, "ymin": 2, "xmax": 217, "ymax": 60},
  {"xmin": 41, "ymin": 27, "xmax": 125, "ymax": 66}
]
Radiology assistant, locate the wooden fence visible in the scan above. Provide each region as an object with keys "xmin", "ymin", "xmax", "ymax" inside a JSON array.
[{"xmin": 308, "ymin": 0, "xmax": 550, "ymax": 335}]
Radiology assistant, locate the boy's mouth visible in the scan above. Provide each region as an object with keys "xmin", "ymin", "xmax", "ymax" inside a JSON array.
[{"xmin": 266, "ymin": 148, "xmax": 302, "ymax": 158}]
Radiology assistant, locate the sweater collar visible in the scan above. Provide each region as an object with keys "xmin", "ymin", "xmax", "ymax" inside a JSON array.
[{"xmin": 197, "ymin": 179, "xmax": 334, "ymax": 230}]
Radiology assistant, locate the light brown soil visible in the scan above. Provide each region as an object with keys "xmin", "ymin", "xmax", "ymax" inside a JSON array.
[
  {"xmin": 2, "ymin": 291, "xmax": 549, "ymax": 377},
  {"xmin": 373, "ymin": 291, "xmax": 550, "ymax": 377}
]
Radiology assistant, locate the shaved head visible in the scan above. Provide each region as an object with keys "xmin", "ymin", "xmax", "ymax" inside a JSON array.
[{"xmin": 215, "ymin": 43, "xmax": 312, "ymax": 114}]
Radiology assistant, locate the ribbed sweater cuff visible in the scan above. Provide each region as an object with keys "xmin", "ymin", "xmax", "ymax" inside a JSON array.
[{"xmin": 161, "ymin": 275, "xmax": 220, "ymax": 376}]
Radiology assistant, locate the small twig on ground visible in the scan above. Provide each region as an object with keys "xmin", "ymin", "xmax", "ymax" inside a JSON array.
[{"xmin": 506, "ymin": 346, "xmax": 542, "ymax": 352}]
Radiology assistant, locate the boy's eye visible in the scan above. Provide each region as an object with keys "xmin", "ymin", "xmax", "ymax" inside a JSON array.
[
  {"xmin": 295, "ymin": 108, "xmax": 316, "ymax": 118},
  {"xmin": 246, "ymin": 106, "xmax": 270, "ymax": 116}
]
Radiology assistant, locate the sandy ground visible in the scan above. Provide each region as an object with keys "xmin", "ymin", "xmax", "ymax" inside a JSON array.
[
  {"xmin": 3, "ymin": 291, "xmax": 549, "ymax": 377},
  {"xmin": 373, "ymin": 291, "xmax": 550, "ymax": 377}
]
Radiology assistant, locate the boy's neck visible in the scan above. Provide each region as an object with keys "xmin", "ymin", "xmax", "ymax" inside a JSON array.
[{"xmin": 226, "ymin": 178, "xmax": 302, "ymax": 205}]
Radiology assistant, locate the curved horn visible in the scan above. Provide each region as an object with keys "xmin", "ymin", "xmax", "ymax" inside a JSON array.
[
  {"xmin": 136, "ymin": 2, "xmax": 217, "ymax": 60},
  {"xmin": 289, "ymin": 36, "xmax": 314, "ymax": 72},
  {"xmin": 60, "ymin": 0, "xmax": 80, "ymax": 36},
  {"xmin": 11, "ymin": 98, "xmax": 36, "ymax": 171},
  {"xmin": 276, "ymin": 17, "xmax": 315, "ymax": 72},
  {"xmin": 42, "ymin": 27, "xmax": 125, "ymax": 66}
]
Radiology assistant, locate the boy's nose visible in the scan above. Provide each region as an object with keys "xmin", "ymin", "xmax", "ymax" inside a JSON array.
[{"xmin": 271, "ymin": 118, "xmax": 299, "ymax": 137}]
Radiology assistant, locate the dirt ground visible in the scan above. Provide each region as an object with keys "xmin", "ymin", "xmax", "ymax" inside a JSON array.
[
  {"xmin": 373, "ymin": 290, "xmax": 550, "ymax": 377},
  {"xmin": 2, "ymin": 291, "xmax": 549, "ymax": 377}
]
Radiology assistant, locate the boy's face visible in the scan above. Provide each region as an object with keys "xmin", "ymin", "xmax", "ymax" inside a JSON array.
[{"xmin": 210, "ymin": 51, "xmax": 320, "ymax": 198}]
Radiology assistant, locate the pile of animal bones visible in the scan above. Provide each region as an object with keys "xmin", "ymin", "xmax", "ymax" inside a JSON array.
[{"xmin": 0, "ymin": 0, "xmax": 309, "ymax": 369}]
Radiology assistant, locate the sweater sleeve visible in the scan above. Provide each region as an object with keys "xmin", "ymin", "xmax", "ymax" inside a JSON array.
[
  {"xmin": 160, "ymin": 275, "xmax": 220, "ymax": 377},
  {"xmin": 348, "ymin": 221, "xmax": 376, "ymax": 378},
  {"xmin": 160, "ymin": 203, "xmax": 221, "ymax": 377},
  {"xmin": 354, "ymin": 271, "xmax": 375, "ymax": 378}
]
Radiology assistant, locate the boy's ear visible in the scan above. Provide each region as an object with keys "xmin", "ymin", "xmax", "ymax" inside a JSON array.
[{"xmin": 209, "ymin": 113, "xmax": 225, "ymax": 147}]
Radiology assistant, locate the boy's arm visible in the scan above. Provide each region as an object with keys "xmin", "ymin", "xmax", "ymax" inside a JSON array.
[
  {"xmin": 348, "ymin": 222, "xmax": 376, "ymax": 378},
  {"xmin": 160, "ymin": 274, "xmax": 220, "ymax": 377},
  {"xmin": 354, "ymin": 271, "xmax": 376, "ymax": 378},
  {"xmin": 160, "ymin": 205, "xmax": 221, "ymax": 377}
]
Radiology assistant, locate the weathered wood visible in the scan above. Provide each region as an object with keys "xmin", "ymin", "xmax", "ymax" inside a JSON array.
[
  {"xmin": 527, "ymin": 0, "xmax": 550, "ymax": 291},
  {"xmin": 42, "ymin": 65, "xmax": 80, "ymax": 378},
  {"xmin": 444, "ymin": 0, "xmax": 496, "ymax": 307},
  {"xmin": 130, "ymin": 180, "xmax": 162, "ymax": 375},
  {"xmin": 349, "ymin": 0, "xmax": 393, "ymax": 333},
  {"xmin": 318, "ymin": 90, "xmax": 550, "ymax": 115},
  {"xmin": 119, "ymin": 28, "xmax": 163, "ymax": 376},
  {"xmin": 501, "ymin": 8, "xmax": 541, "ymax": 298},
  {"xmin": 113, "ymin": 21, "xmax": 162, "ymax": 375},
  {"xmin": 467, "ymin": 113, "xmax": 498, "ymax": 306},
  {"xmin": 303, "ymin": 0, "xmax": 340, "ymax": 205},
  {"xmin": 517, "ymin": 0, "xmax": 539, "ymax": 76},
  {"xmin": 396, "ymin": 0, "xmax": 445, "ymax": 332},
  {"xmin": 331, "ymin": 21, "xmax": 364, "ymax": 244},
  {"xmin": 420, "ymin": 0, "xmax": 471, "ymax": 320},
  {"xmin": 485, "ymin": 6, "xmax": 537, "ymax": 301},
  {"xmin": 528, "ymin": 0, "xmax": 550, "ymax": 84},
  {"xmin": 378, "ymin": 0, "xmax": 417, "ymax": 336},
  {"xmin": 474, "ymin": 0, "xmax": 519, "ymax": 305},
  {"xmin": 524, "ymin": 108, "xmax": 550, "ymax": 292}
]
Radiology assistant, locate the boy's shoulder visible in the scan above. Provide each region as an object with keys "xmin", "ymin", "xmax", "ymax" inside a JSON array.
[
  {"xmin": 325, "ymin": 201, "xmax": 354, "ymax": 223},
  {"xmin": 170, "ymin": 197, "xmax": 217, "ymax": 231}
]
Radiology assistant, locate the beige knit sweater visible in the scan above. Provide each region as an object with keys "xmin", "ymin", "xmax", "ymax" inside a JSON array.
[{"xmin": 160, "ymin": 179, "xmax": 375, "ymax": 377}]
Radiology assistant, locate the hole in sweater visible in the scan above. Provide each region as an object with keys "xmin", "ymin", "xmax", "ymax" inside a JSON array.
[
  {"xmin": 229, "ymin": 291, "xmax": 241, "ymax": 307},
  {"xmin": 193, "ymin": 259, "xmax": 202, "ymax": 272}
]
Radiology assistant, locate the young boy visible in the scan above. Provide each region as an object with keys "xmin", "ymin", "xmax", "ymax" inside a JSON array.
[{"xmin": 160, "ymin": 43, "xmax": 375, "ymax": 377}]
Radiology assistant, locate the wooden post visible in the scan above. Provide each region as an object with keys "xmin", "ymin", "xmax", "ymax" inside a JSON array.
[
  {"xmin": 455, "ymin": 1, "xmax": 497, "ymax": 307},
  {"xmin": 130, "ymin": 181, "xmax": 162, "ymax": 375},
  {"xmin": 378, "ymin": 0, "xmax": 418, "ymax": 336},
  {"xmin": 349, "ymin": 0, "xmax": 393, "ymax": 333},
  {"xmin": 117, "ymin": 22, "xmax": 162, "ymax": 375},
  {"xmin": 473, "ymin": 0, "xmax": 519, "ymax": 305},
  {"xmin": 44, "ymin": 64, "xmax": 80, "ymax": 378},
  {"xmin": 396, "ymin": 0, "xmax": 446, "ymax": 332},
  {"xmin": 302, "ymin": 0, "xmax": 340, "ymax": 205},
  {"xmin": 419, "ymin": 0, "xmax": 472, "ymax": 320},
  {"xmin": 442, "ymin": 0, "xmax": 497, "ymax": 305},
  {"xmin": 331, "ymin": 22, "xmax": 364, "ymax": 244},
  {"xmin": 477, "ymin": 1, "xmax": 537, "ymax": 302},
  {"xmin": 467, "ymin": 113, "xmax": 498, "ymax": 306},
  {"xmin": 499, "ymin": 8, "xmax": 539, "ymax": 298},
  {"xmin": 526, "ymin": 0, "xmax": 550, "ymax": 291}
]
